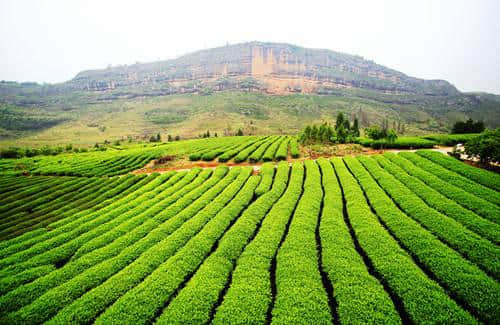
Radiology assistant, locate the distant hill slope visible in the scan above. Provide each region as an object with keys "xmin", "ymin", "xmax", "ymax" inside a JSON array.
[
  {"xmin": 68, "ymin": 42, "xmax": 459, "ymax": 96},
  {"xmin": 0, "ymin": 42, "xmax": 499, "ymax": 146}
]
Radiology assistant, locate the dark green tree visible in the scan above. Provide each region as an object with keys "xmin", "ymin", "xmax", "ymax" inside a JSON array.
[
  {"xmin": 304, "ymin": 125, "xmax": 312, "ymax": 139},
  {"xmin": 464, "ymin": 128, "xmax": 499, "ymax": 164},
  {"xmin": 386, "ymin": 129, "xmax": 398, "ymax": 143},
  {"xmin": 352, "ymin": 118, "xmax": 360, "ymax": 137},
  {"xmin": 336, "ymin": 124, "xmax": 348, "ymax": 143},
  {"xmin": 310, "ymin": 125, "xmax": 319, "ymax": 140},
  {"xmin": 365, "ymin": 126, "xmax": 387, "ymax": 140},
  {"xmin": 335, "ymin": 112, "xmax": 345, "ymax": 131},
  {"xmin": 452, "ymin": 118, "xmax": 485, "ymax": 134}
]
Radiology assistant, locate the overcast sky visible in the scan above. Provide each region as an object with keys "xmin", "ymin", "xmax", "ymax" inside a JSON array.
[{"xmin": 1, "ymin": 0, "xmax": 499, "ymax": 94}]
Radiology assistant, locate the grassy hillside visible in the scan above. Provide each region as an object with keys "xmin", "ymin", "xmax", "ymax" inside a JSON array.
[
  {"xmin": 1, "ymin": 90, "xmax": 490, "ymax": 148},
  {"xmin": 0, "ymin": 42, "xmax": 499, "ymax": 147}
]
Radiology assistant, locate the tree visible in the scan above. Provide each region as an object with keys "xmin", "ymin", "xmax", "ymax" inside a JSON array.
[
  {"xmin": 236, "ymin": 129, "xmax": 244, "ymax": 136},
  {"xmin": 342, "ymin": 119, "xmax": 350, "ymax": 132},
  {"xmin": 214, "ymin": 132, "xmax": 218, "ymax": 137},
  {"xmin": 304, "ymin": 125, "xmax": 312, "ymax": 140},
  {"xmin": 386, "ymin": 129, "xmax": 398, "ymax": 143},
  {"xmin": 156, "ymin": 133, "xmax": 161, "ymax": 142},
  {"xmin": 167, "ymin": 134, "xmax": 173, "ymax": 142},
  {"xmin": 207, "ymin": 130, "xmax": 210, "ymax": 138},
  {"xmin": 381, "ymin": 119, "xmax": 389, "ymax": 133},
  {"xmin": 149, "ymin": 135, "xmax": 156, "ymax": 142},
  {"xmin": 318, "ymin": 124, "xmax": 326, "ymax": 142},
  {"xmin": 0, "ymin": 147, "xmax": 22, "ymax": 159},
  {"xmin": 365, "ymin": 126, "xmax": 387, "ymax": 140},
  {"xmin": 175, "ymin": 135, "xmax": 180, "ymax": 141},
  {"xmin": 335, "ymin": 112, "xmax": 345, "ymax": 131},
  {"xmin": 464, "ymin": 128, "xmax": 500, "ymax": 164},
  {"xmin": 452, "ymin": 118, "xmax": 485, "ymax": 134},
  {"xmin": 352, "ymin": 118, "xmax": 360, "ymax": 137},
  {"xmin": 336, "ymin": 124, "xmax": 348, "ymax": 144},
  {"xmin": 310, "ymin": 125, "xmax": 319, "ymax": 140}
]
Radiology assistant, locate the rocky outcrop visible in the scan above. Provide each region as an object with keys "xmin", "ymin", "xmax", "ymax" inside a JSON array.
[{"xmin": 67, "ymin": 42, "xmax": 459, "ymax": 96}]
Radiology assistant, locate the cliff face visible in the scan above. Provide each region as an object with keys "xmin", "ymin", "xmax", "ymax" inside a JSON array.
[{"xmin": 68, "ymin": 42, "xmax": 458, "ymax": 96}]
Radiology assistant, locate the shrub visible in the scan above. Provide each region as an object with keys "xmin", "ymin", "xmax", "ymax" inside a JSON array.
[{"xmin": 464, "ymin": 128, "xmax": 500, "ymax": 164}]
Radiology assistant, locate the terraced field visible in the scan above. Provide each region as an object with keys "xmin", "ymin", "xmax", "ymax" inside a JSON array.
[
  {"xmin": 0, "ymin": 151, "xmax": 498, "ymax": 324},
  {"xmin": 189, "ymin": 135, "xmax": 297, "ymax": 163},
  {"xmin": 0, "ymin": 136, "xmax": 300, "ymax": 177}
]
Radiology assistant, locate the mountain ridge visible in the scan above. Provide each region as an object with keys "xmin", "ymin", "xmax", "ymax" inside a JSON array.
[
  {"xmin": 0, "ymin": 41, "xmax": 499, "ymax": 146},
  {"xmin": 66, "ymin": 41, "xmax": 459, "ymax": 96}
]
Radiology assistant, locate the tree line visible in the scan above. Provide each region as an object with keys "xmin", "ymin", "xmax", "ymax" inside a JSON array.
[
  {"xmin": 299, "ymin": 113, "xmax": 360, "ymax": 144},
  {"xmin": 299, "ymin": 112, "xmax": 400, "ymax": 144},
  {"xmin": 451, "ymin": 118, "xmax": 485, "ymax": 134}
]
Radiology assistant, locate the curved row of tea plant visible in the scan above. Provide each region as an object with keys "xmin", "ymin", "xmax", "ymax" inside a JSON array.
[{"xmin": 0, "ymin": 151, "xmax": 497, "ymax": 324}]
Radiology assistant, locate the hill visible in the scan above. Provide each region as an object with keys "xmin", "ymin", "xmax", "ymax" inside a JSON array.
[{"xmin": 1, "ymin": 42, "xmax": 499, "ymax": 146}]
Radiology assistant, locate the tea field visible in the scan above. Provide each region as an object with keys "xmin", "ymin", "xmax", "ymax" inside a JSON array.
[{"xmin": 0, "ymin": 150, "xmax": 498, "ymax": 324}]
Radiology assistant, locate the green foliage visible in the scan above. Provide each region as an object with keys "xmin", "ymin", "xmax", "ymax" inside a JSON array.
[
  {"xmin": 400, "ymin": 152, "xmax": 500, "ymax": 206},
  {"xmin": 352, "ymin": 117, "xmax": 360, "ymax": 137},
  {"xmin": 358, "ymin": 136, "xmax": 435, "ymax": 149},
  {"xmin": 379, "ymin": 154, "xmax": 499, "ymax": 241},
  {"xmin": 254, "ymin": 162, "xmax": 275, "ymax": 196},
  {"xmin": 92, "ymin": 169, "xmax": 253, "ymax": 324},
  {"xmin": 248, "ymin": 137, "xmax": 278, "ymax": 163},
  {"xmin": 290, "ymin": 138, "xmax": 300, "ymax": 158},
  {"xmin": 365, "ymin": 125, "xmax": 387, "ymax": 140},
  {"xmin": 0, "ymin": 147, "xmax": 23, "ymax": 159},
  {"xmin": 386, "ymin": 129, "xmax": 398, "ymax": 143},
  {"xmin": 335, "ymin": 157, "xmax": 476, "ymax": 323},
  {"xmin": 0, "ymin": 104, "xmax": 67, "ymax": 132},
  {"xmin": 299, "ymin": 113, "xmax": 358, "ymax": 145},
  {"xmin": 452, "ymin": 118, "xmax": 485, "ymax": 134},
  {"xmin": 1, "ymin": 149, "xmax": 499, "ymax": 323},
  {"xmin": 417, "ymin": 150, "xmax": 500, "ymax": 191},
  {"xmin": 422, "ymin": 133, "xmax": 480, "ymax": 146},
  {"xmin": 262, "ymin": 136, "xmax": 284, "ymax": 162},
  {"xmin": 317, "ymin": 158, "xmax": 399, "ymax": 323},
  {"xmin": 358, "ymin": 155, "xmax": 499, "ymax": 279},
  {"xmin": 213, "ymin": 162, "xmax": 301, "ymax": 323},
  {"xmin": 346, "ymin": 156, "xmax": 499, "ymax": 322},
  {"xmin": 158, "ymin": 163, "xmax": 291, "ymax": 324},
  {"xmin": 464, "ymin": 128, "xmax": 500, "ymax": 164},
  {"xmin": 272, "ymin": 160, "xmax": 332, "ymax": 324},
  {"xmin": 0, "ymin": 168, "xmax": 238, "ymax": 323},
  {"xmin": 275, "ymin": 136, "xmax": 290, "ymax": 160}
]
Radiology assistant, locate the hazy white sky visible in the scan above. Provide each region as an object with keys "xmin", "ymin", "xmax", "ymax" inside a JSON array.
[{"xmin": 1, "ymin": 0, "xmax": 499, "ymax": 93}]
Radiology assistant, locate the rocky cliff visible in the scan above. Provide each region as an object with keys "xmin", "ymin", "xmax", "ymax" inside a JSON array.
[{"xmin": 68, "ymin": 42, "xmax": 458, "ymax": 96}]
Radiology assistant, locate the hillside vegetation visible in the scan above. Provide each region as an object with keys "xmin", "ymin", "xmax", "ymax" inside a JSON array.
[{"xmin": 1, "ymin": 42, "xmax": 499, "ymax": 146}]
